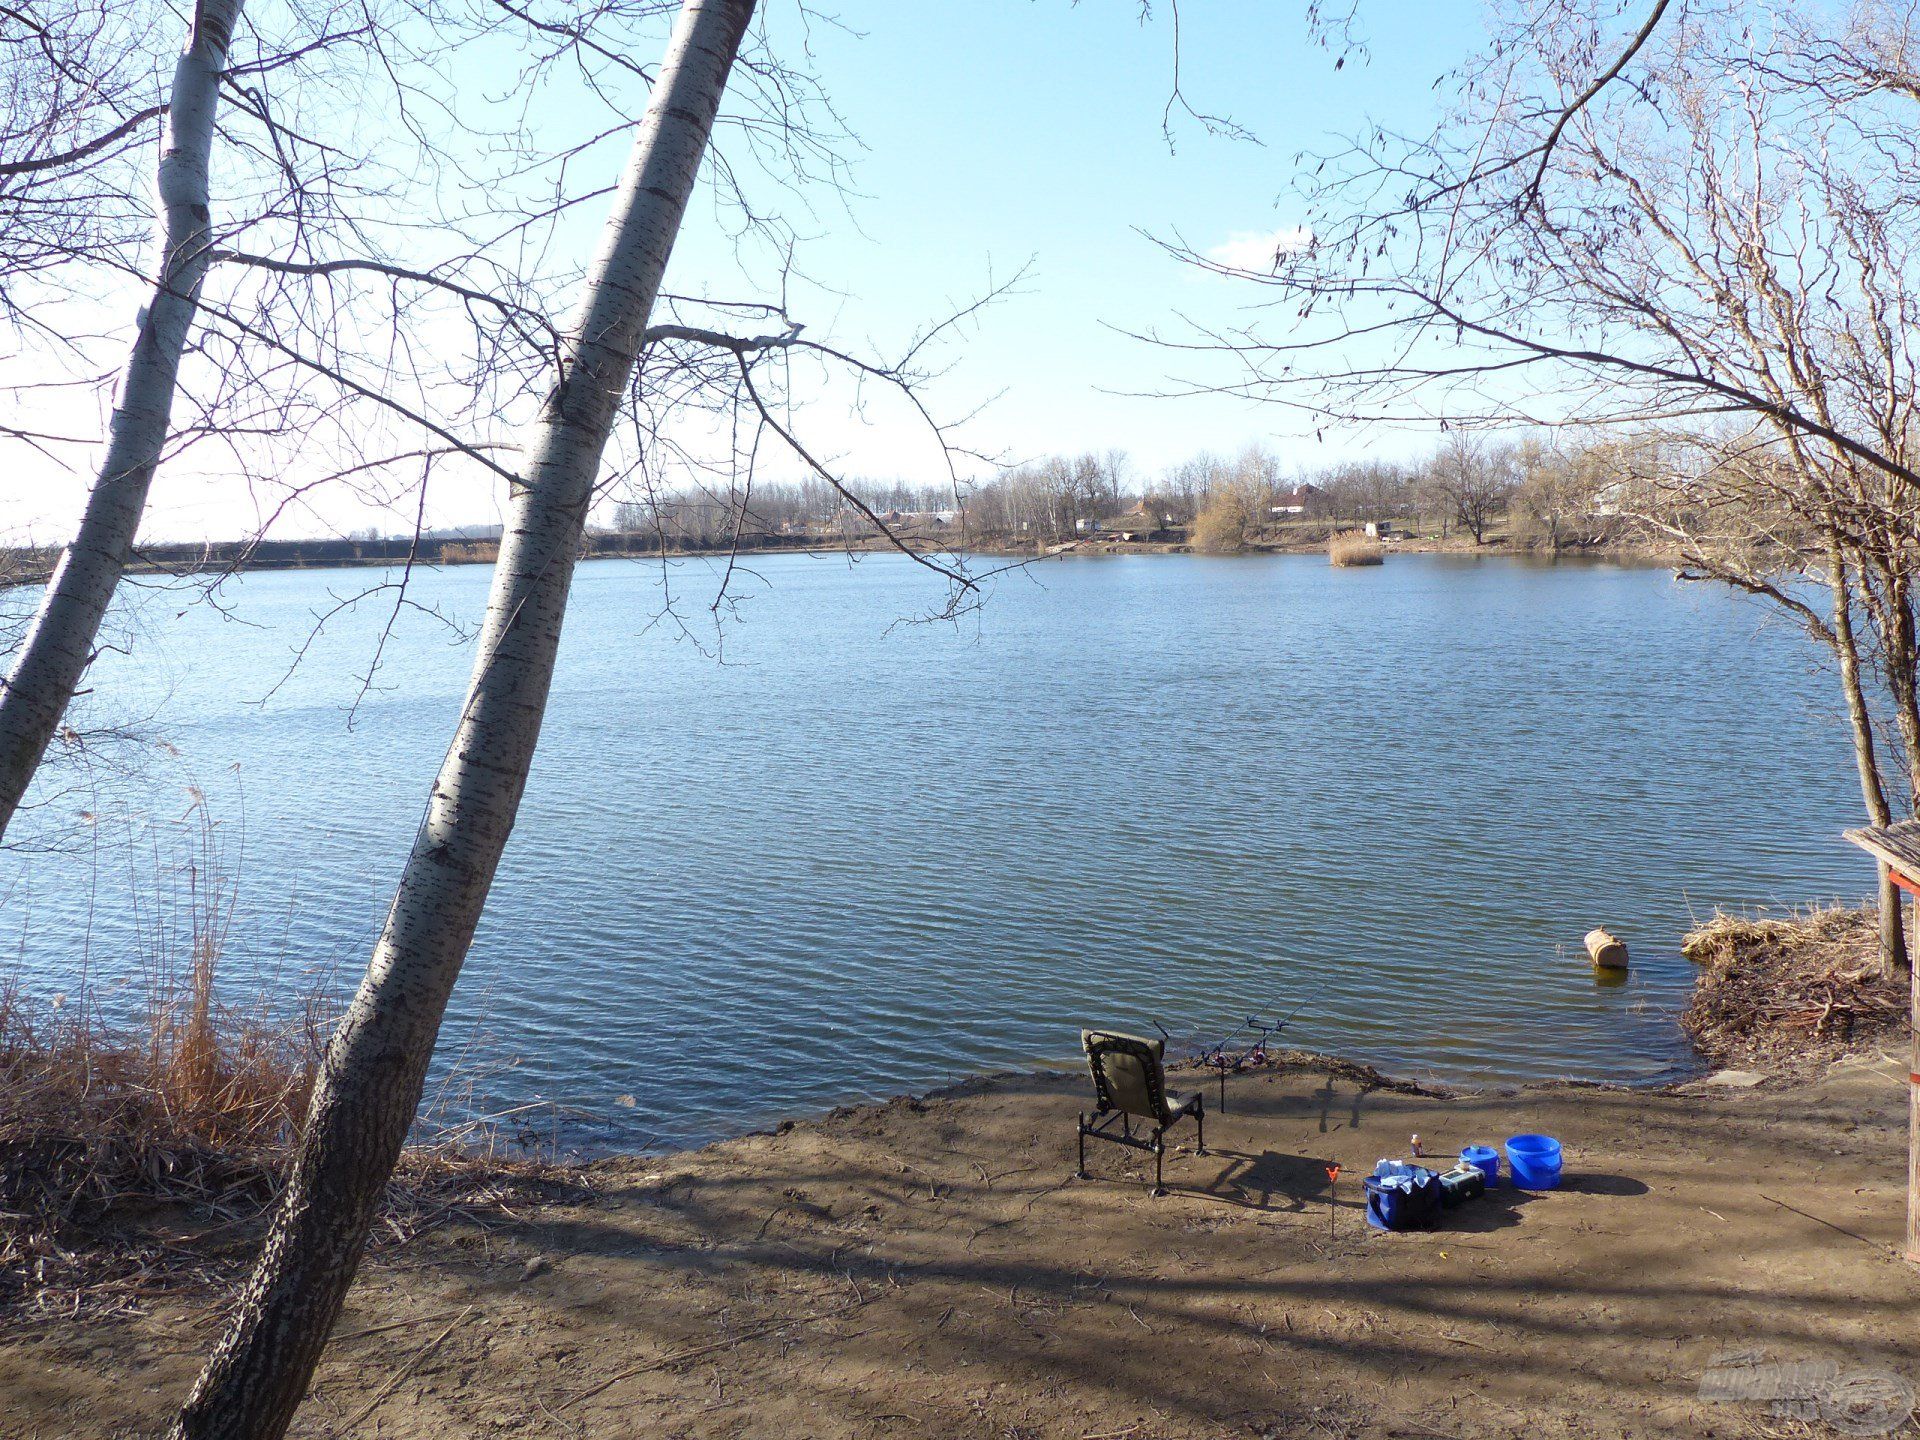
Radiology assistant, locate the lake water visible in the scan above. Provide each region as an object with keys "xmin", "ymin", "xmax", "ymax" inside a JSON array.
[{"xmin": 0, "ymin": 551, "xmax": 1876, "ymax": 1150}]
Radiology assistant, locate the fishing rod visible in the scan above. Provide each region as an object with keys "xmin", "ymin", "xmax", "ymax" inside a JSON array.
[{"xmin": 1154, "ymin": 980, "xmax": 1325, "ymax": 1113}]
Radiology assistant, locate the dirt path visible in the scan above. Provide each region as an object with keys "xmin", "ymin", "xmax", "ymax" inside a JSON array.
[{"xmin": 7, "ymin": 1048, "xmax": 1917, "ymax": 1438}]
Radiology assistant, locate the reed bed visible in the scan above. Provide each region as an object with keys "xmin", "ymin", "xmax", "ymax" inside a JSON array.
[
  {"xmin": 1680, "ymin": 904, "xmax": 1906, "ymax": 1072},
  {"xmin": 0, "ymin": 962, "xmax": 591, "ymax": 1321},
  {"xmin": 0, "ymin": 957, "xmax": 303, "ymax": 1316},
  {"xmin": 1328, "ymin": 531, "xmax": 1385, "ymax": 566},
  {"xmin": 0, "ymin": 796, "xmax": 591, "ymax": 1323}
]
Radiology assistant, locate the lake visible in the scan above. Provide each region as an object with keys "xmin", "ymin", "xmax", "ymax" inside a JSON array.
[{"xmin": 0, "ymin": 550, "xmax": 1875, "ymax": 1150}]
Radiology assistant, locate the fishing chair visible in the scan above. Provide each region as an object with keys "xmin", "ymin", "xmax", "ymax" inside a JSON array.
[{"xmin": 1075, "ymin": 1029, "xmax": 1205, "ymax": 1196}]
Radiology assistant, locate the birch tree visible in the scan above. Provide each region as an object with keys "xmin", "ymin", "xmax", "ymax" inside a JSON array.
[
  {"xmin": 168, "ymin": 4, "xmax": 765, "ymax": 1433},
  {"xmin": 0, "ymin": 0, "xmax": 242, "ymax": 840}
]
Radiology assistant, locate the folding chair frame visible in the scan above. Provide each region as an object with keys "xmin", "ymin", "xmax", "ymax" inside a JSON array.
[{"xmin": 1075, "ymin": 1032, "xmax": 1205, "ymax": 1196}]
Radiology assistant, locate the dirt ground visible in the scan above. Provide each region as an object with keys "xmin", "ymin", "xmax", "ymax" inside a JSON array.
[{"xmin": 6, "ymin": 1044, "xmax": 1917, "ymax": 1440}]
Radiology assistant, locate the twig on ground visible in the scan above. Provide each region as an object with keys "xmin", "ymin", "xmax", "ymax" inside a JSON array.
[
  {"xmin": 559, "ymin": 1295, "xmax": 876, "ymax": 1411},
  {"xmin": 333, "ymin": 1304, "xmax": 476, "ymax": 1434},
  {"xmin": 332, "ymin": 1308, "xmax": 474, "ymax": 1343},
  {"xmin": 1759, "ymin": 1193, "xmax": 1898, "ymax": 1258}
]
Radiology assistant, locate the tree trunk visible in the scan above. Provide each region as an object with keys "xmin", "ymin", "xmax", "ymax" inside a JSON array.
[
  {"xmin": 1830, "ymin": 539, "xmax": 1910, "ymax": 977},
  {"xmin": 168, "ymin": 5, "xmax": 755, "ymax": 1437},
  {"xmin": 0, "ymin": 0, "xmax": 243, "ymax": 840},
  {"xmin": 1879, "ymin": 569, "xmax": 1920, "ymax": 804}
]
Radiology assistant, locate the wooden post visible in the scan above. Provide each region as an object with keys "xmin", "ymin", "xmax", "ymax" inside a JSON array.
[
  {"xmin": 1886, "ymin": 869, "xmax": 1920, "ymax": 1265},
  {"xmin": 1833, "ymin": 827, "xmax": 1920, "ymax": 1264},
  {"xmin": 1910, "ymin": 943, "xmax": 1918, "ymax": 1266}
]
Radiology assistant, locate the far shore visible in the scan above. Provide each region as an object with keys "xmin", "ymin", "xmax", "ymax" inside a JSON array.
[{"xmin": 2, "ymin": 528, "xmax": 1680, "ymax": 585}]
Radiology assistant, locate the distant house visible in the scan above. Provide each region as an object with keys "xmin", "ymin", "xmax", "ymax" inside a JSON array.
[
  {"xmin": 1269, "ymin": 483, "xmax": 1323, "ymax": 517},
  {"xmin": 1590, "ymin": 481, "xmax": 1630, "ymax": 518}
]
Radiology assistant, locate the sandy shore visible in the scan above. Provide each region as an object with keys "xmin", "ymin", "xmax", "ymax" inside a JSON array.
[{"xmin": 6, "ymin": 1043, "xmax": 1916, "ymax": 1439}]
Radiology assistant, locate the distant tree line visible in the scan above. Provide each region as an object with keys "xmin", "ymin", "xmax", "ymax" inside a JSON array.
[{"xmin": 591, "ymin": 433, "xmax": 1638, "ymax": 552}]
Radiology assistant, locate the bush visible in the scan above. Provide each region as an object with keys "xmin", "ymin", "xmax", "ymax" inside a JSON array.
[{"xmin": 1191, "ymin": 488, "xmax": 1260, "ymax": 553}]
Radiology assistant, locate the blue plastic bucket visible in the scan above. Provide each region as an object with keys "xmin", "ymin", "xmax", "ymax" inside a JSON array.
[
  {"xmin": 1505, "ymin": 1134, "xmax": 1563, "ymax": 1191},
  {"xmin": 1460, "ymin": 1145, "xmax": 1500, "ymax": 1188}
]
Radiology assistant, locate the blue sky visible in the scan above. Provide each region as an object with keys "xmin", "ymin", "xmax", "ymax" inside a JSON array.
[
  {"xmin": 713, "ymin": 0, "xmax": 1487, "ymax": 481},
  {"xmin": 13, "ymin": 1, "xmax": 1489, "ymax": 541}
]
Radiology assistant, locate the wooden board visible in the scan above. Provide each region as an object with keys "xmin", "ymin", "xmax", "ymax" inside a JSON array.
[{"xmin": 1843, "ymin": 820, "xmax": 1920, "ymax": 879}]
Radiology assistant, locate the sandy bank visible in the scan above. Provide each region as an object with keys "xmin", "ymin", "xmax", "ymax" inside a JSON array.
[{"xmin": 6, "ymin": 1045, "xmax": 1915, "ymax": 1438}]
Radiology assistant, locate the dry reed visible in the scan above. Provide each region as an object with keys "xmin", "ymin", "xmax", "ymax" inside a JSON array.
[
  {"xmin": 1680, "ymin": 904, "xmax": 1905, "ymax": 1073},
  {"xmin": 0, "ymin": 813, "xmax": 588, "ymax": 1321},
  {"xmin": 0, "ymin": 960, "xmax": 315, "ymax": 1317},
  {"xmin": 1328, "ymin": 531, "xmax": 1385, "ymax": 566}
]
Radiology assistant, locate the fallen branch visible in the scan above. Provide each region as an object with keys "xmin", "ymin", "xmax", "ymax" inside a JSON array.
[
  {"xmin": 332, "ymin": 1308, "xmax": 474, "ymax": 1343},
  {"xmin": 1760, "ymin": 1193, "xmax": 1898, "ymax": 1258}
]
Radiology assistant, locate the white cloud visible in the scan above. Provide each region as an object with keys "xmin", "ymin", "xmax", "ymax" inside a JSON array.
[{"xmin": 1205, "ymin": 226, "xmax": 1313, "ymax": 272}]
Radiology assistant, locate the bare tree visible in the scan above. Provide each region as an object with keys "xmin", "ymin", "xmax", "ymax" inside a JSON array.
[
  {"xmin": 1628, "ymin": 432, "xmax": 1912, "ymax": 972},
  {"xmin": 1511, "ymin": 434, "xmax": 1619, "ymax": 553},
  {"xmin": 1424, "ymin": 435, "xmax": 1514, "ymax": 544},
  {"xmin": 0, "ymin": 0, "xmax": 164, "ymax": 325},
  {"xmin": 1161, "ymin": 0, "xmax": 1920, "ymax": 972},
  {"xmin": 168, "ymin": 5, "xmax": 754, "ymax": 1432},
  {"xmin": 166, "ymin": 0, "xmax": 1008, "ymax": 1430},
  {"xmin": 0, "ymin": 0, "xmax": 244, "ymax": 842}
]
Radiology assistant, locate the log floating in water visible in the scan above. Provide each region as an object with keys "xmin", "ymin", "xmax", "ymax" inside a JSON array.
[{"xmin": 1584, "ymin": 928, "xmax": 1629, "ymax": 968}]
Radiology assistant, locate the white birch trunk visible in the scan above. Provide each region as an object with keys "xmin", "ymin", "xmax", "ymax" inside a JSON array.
[
  {"xmin": 0, "ymin": 0, "xmax": 243, "ymax": 838},
  {"xmin": 170, "ymin": 4, "xmax": 756, "ymax": 1435}
]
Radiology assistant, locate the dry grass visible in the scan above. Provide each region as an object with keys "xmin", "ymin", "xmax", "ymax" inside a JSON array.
[
  {"xmin": 0, "ymin": 963, "xmax": 594, "ymax": 1322},
  {"xmin": 0, "ymin": 810, "xmax": 591, "ymax": 1323},
  {"xmin": 0, "ymin": 797, "xmax": 600, "ymax": 1329},
  {"xmin": 438, "ymin": 540, "xmax": 500, "ymax": 564},
  {"xmin": 0, "ymin": 957, "xmax": 319, "ymax": 1317},
  {"xmin": 1328, "ymin": 531, "xmax": 1385, "ymax": 566},
  {"xmin": 1680, "ymin": 904, "xmax": 1906, "ymax": 1074}
]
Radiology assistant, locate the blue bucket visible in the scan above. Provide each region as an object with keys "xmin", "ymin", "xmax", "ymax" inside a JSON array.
[
  {"xmin": 1505, "ymin": 1134, "xmax": 1563, "ymax": 1191},
  {"xmin": 1460, "ymin": 1145, "xmax": 1501, "ymax": 1188}
]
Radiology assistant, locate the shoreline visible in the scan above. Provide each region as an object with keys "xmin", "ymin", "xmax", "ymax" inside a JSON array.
[
  {"xmin": 9, "ymin": 1041, "xmax": 1910, "ymax": 1437},
  {"xmin": 6, "ymin": 903, "xmax": 1909, "ymax": 1433},
  {"xmin": 4, "ymin": 533, "xmax": 1680, "ymax": 583},
  {"xmin": 712, "ymin": 1040, "xmax": 1702, "ymax": 1162}
]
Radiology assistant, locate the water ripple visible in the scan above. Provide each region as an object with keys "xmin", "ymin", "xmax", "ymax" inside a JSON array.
[{"xmin": 0, "ymin": 553, "xmax": 1873, "ymax": 1150}]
